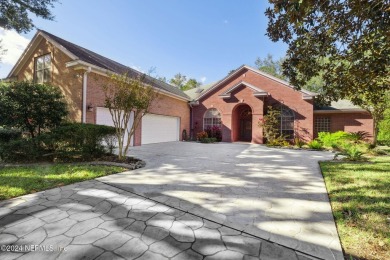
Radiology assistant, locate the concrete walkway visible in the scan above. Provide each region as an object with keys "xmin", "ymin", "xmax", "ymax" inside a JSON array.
[
  {"xmin": 1, "ymin": 180, "xmax": 314, "ymax": 260},
  {"xmin": 99, "ymin": 142, "xmax": 343, "ymax": 260}
]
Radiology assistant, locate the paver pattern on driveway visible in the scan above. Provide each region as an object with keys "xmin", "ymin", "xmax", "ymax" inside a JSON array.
[
  {"xmin": 99, "ymin": 142, "xmax": 343, "ymax": 260},
  {"xmin": 0, "ymin": 179, "xmax": 314, "ymax": 260}
]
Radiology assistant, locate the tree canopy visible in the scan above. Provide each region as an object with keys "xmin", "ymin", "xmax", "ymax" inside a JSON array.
[
  {"xmin": 100, "ymin": 72, "xmax": 158, "ymax": 160},
  {"xmin": 0, "ymin": 0, "xmax": 57, "ymax": 33},
  {"xmin": 0, "ymin": 81, "xmax": 68, "ymax": 138},
  {"xmin": 255, "ymin": 54, "xmax": 287, "ymax": 81},
  {"xmin": 169, "ymin": 73, "xmax": 201, "ymax": 91},
  {"xmin": 265, "ymin": 0, "xmax": 390, "ymax": 144}
]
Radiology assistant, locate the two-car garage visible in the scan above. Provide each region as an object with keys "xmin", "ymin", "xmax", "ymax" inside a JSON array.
[{"xmin": 96, "ymin": 107, "xmax": 180, "ymax": 146}]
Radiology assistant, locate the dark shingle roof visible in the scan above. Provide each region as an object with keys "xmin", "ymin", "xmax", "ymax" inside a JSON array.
[{"xmin": 39, "ymin": 30, "xmax": 190, "ymax": 100}]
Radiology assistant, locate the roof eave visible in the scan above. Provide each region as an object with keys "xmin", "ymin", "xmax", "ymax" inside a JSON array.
[{"xmin": 66, "ymin": 60, "xmax": 190, "ymax": 102}]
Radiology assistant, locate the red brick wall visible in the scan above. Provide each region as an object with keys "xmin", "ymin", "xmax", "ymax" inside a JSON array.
[
  {"xmin": 314, "ymin": 112, "xmax": 374, "ymax": 140},
  {"xmin": 87, "ymin": 74, "xmax": 190, "ymax": 146},
  {"xmin": 12, "ymin": 37, "xmax": 83, "ymax": 121},
  {"xmin": 192, "ymin": 68, "xmax": 314, "ymax": 143}
]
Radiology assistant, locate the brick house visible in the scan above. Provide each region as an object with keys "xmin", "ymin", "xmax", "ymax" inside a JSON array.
[
  {"xmin": 6, "ymin": 30, "xmax": 374, "ymax": 145},
  {"xmin": 185, "ymin": 65, "xmax": 374, "ymax": 143},
  {"xmin": 7, "ymin": 30, "xmax": 191, "ymax": 146}
]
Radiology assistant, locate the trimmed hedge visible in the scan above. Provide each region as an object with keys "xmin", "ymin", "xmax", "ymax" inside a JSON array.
[
  {"xmin": 0, "ymin": 128, "xmax": 22, "ymax": 143},
  {"xmin": 0, "ymin": 123, "xmax": 117, "ymax": 163}
]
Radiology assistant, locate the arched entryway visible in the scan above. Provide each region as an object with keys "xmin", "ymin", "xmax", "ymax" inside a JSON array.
[{"xmin": 232, "ymin": 104, "xmax": 253, "ymax": 142}]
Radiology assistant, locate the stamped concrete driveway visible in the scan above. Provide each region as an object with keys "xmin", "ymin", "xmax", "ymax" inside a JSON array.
[{"xmin": 99, "ymin": 142, "xmax": 343, "ymax": 260}]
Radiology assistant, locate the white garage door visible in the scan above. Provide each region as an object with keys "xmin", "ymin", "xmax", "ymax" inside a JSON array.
[
  {"xmin": 142, "ymin": 114, "xmax": 180, "ymax": 144},
  {"xmin": 96, "ymin": 107, "xmax": 134, "ymax": 146}
]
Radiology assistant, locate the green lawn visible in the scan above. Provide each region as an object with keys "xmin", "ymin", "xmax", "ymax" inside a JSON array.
[
  {"xmin": 0, "ymin": 164, "xmax": 126, "ymax": 200},
  {"xmin": 320, "ymin": 156, "xmax": 390, "ymax": 260}
]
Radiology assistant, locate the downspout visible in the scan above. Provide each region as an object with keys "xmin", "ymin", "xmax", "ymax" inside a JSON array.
[{"xmin": 82, "ymin": 67, "xmax": 92, "ymax": 123}]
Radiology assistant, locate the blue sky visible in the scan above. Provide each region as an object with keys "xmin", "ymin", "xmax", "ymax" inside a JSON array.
[{"xmin": 0, "ymin": 0, "xmax": 288, "ymax": 83}]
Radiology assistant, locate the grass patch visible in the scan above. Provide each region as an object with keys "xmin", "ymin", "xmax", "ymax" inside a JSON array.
[
  {"xmin": 0, "ymin": 164, "xmax": 126, "ymax": 200},
  {"xmin": 320, "ymin": 156, "xmax": 390, "ymax": 260}
]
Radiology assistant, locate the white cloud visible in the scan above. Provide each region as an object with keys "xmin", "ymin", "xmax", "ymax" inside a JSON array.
[
  {"xmin": 0, "ymin": 29, "xmax": 30, "ymax": 66},
  {"xmin": 200, "ymin": 76, "xmax": 207, "ymax": 83}
]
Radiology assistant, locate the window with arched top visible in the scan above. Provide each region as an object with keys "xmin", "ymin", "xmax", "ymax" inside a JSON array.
[
  {"xmin": 279, "ymin": 106, "xmax": 295, "ymax": 139},
  {"xmin": 203, "ymin": 108, "xmax": 222, "ymax": 130}
]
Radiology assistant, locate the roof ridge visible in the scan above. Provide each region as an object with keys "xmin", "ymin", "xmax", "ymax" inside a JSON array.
[{"xmin": 38, "ymin": 30, "xmax": 190, "ymax": 100}]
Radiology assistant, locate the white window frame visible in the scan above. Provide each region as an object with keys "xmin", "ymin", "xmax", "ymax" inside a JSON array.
[
  {"xmin": 35, "ymin": 54, "xmax": 51, "ymax": 84},
  {"xmin": 280, "ymin": 106, "xmax": 295, "ymax": 139},
  {"xmin": 203, "ymin": 108, "xmax": 222, "ymax": 130}
]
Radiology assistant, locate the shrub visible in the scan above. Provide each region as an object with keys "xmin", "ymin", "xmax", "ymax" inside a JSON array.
[
  {"xmin": 335, "ymin": 144, "xmax": 364, "ymax": 161},
  {"xmin": 0, "ymin": 138, "xmax": 44, "ymax": 162},
  {"xmin": 266, "ymin": 136, "xmax": 289, "ymax": 147},
  {"xmin": 0, "ymin": 128, "xmax": 22, "ymax": 143},
  {"xmin": 294, "ymin": 137, "xmax": 305, "ymax": 148},
  {"xmin": 348, "ymin": 131, "xmax": 370, "ymax": 143},
  {"xmin": 0, "ymin": 123, "xmax": 117, "ymax": 162},
  {"xmin": 200, "ymin": 137, "xmax": 217, "ymax": 143},
  {"xmin": 196, "ymin": 131, "xmax": 208, "ymax": 141},
  {"xmin": 48, "ymin": 123, "xmax": 117, "ymax": 160},
  {"xmin": 259, "ymin": 106, "xmax": 281, "ymax": 144},
  {"xmin": 317, "ymin": 131, "xmax": 350, "ymax": 148},
  {"xmin": 308, "ymin": 140, "xmax": 323, "ymax": 149},
  {"xmin": 205, "ymin": 126, "xmax": 222, "ymax": 141},
  {"xmin": 0, "ymin": 81, "xmax": 68, "ymax": 138}
]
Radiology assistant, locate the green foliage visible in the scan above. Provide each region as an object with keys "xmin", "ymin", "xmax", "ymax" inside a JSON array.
[
  {"xmin": 334, "ymin": 144, "xmax": 364, "ymax": 161},
  {"xmin": 169, "ymin": 73, "xmax": 201, "ymax": 90},
  {"xmin": 0, "ymin": 81, "xmax": 68, "ymax": 138},
  {"xmin": 318, "ymin": 131, "xmax": 350, "ymax": 148},
  {"xmin": 0, "ymin": 123, "xmax": 116, "ymax": 163},
  {"xmin": 0, "ymin": 0, "xmax": 57, "ymax": 33},
  {"xmin": 255, "ymin": 54, "xmax": 288, "ymax": 81},
  {"xmin": 100, "ymin": 72, "xmax": 158, "ymax": 160},
  {"xmin": 48, "ymin": 123, "xmax": 117, "ymax": 160},
  {"xmin": 199, "ymin": 137, "xmax": 217, "ymax": 143},
  {"xmin": 0, "ymin": 164, "xmax": 125, "ymax": 200},
  {"xmin": 265, "ymin": 1, "xmax": 390, "ymax": 145},
  {"xmin": 307, "ymin": 140, "xmax": 323, "ymax": 150},
  {"xmin": 348, "ymin": 131, "xmax": 370, "ymax": 143},
  {"xmin": 294, "ymin": 137, "xmax": 305, "ymax": 148},
  {"xmin": 0, "ymin": 128, "xmax": 21, "ymax": 143},
  {"xmin": 378, "ymin": 105, "xmax": 390, "ymax": 144},
  {"xmin": 259, "ymin": 106, "xmax": 283, "ymax": 145}
]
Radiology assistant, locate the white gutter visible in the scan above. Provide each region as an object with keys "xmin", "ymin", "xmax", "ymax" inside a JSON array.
[{"xmin": 82, "ymin": 67, "xmax": 92, "ymax": 123}]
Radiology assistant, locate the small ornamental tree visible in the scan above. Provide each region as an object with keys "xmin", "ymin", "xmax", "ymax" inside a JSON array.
[
  {"xmin": 0, "ymin": 81, "xmax": 68, "ymax": 138},
  {"xmin": 258, "ymin": 106, "xmax": 282, "ymax": 144},
  {"xmin": 100, "ymin": 72, "xmax": 159, "ymax": 160}
]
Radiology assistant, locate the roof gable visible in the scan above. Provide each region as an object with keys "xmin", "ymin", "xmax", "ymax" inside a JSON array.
[
  {"xmin": 219, "ymin": 81, "xmax": 268, "ymax": 99},
  {"xmin": 7, "ymin": 30, "xmax": 190, "ymax": 101},
  {"xmin": 196, "ymin": 65, "xmax": 317, "ymax": 101}
]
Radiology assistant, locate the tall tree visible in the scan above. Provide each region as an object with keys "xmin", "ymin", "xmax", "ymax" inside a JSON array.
[
  {"xmin": 0, "ymin": 0, "xmax": 57, "ymax": 33},
  {"xmin": 169, "ymin": 73, "xmax": 201, "ymax": 91},
  {"xmin": 265, "ymin": 0, "xmax": 390, "ymax": 145},
  {"xmin": 100, "ymin": 72, "xmax": 158, "ymax": 160},
  {"xmin": 255, "ymin": 54, "xmax": 287, "ymax": 81},
  {"xmin": 182, "ymin": 78, "xmax": 201, "ymax": 91},
  {"xmin": 169, "ymin": 73, "xmax": 187, "ymax": 89}
]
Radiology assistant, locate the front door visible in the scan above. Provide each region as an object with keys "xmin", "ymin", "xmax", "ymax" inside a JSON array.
[{"xmin": 239, "ymin": 108, "xmax": 252, "ymax": 141}]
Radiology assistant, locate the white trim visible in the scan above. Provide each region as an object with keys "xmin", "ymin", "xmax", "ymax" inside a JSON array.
[
  {"xmin": 8, "ymin": 31, "xmax": 78, "ymax": 78},
  {"xmin": 196, "ymin": 65, "xmax": 317, "ymax": 101},
  {"xmin": 66, "ymin": 60, "xmax": 191, "ymax": 102},
  {"xmin": 218, "ymin": 81, "xmax": 268, "ymax": 99},
  {"xmin": 314, "ymin": 109, "xmax": 369, "ymax": 114}
]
